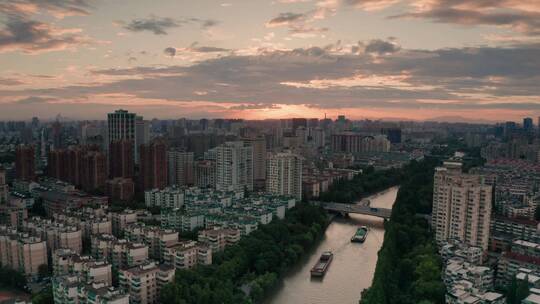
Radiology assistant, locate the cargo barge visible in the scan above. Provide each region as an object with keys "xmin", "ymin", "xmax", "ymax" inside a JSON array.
[
  {"xmin": 351, "ymin": 226, "xmax": 368, "ymax": 243},
  {"xmin": 310, "ymin": 251, "xmax": 333, "ymax": 277}
]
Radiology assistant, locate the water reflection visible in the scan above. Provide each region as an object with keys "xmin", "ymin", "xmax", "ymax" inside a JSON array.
[{"xmin": 267, "ymin": 186, "xmax": 399, "ymax": 304}]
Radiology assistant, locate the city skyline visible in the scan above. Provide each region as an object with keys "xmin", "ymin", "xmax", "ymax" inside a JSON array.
[{"xmin": 0, "ymin": 0, "xmax": 539, "ymax": 122}]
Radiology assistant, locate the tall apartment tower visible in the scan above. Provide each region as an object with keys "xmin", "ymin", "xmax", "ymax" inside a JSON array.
[
  {"xmin": 167, "ymin": 149, "xmax": 194, "ymax": 186},
  {"xmin": 216, "ymin": 141, "xmax": 253, "ymax": 192},
  {"xmin": 266, "ymin": 152, "xmax": 303, "ymax": 200},
  {"xmin": 109, "ymin": 140, "xmax": 134, "ymax": 178},
  {"xmin": 139, "ymin": 139, "xmax": 168, "ymax": 190},
  {"xmin": 194, "ymin": 160, "xmax": 216, "ymax": 188},
  {"xmin": 135, "ymin": 116, "xmax": 150, "ymax": 163},
  {"xmin": 15, "ymin": 144, "xmax": 35, "ymax": 181},
  {"xmin": 0, "ymin": 168, "xmax": 8, "ymax": 204},
  {"xmin": 81, "ymin": 151, "xmax": 107, "ymax": 192},
  {"xmin": 243, "ymin": 137, "xmax": 266, "ymax": 190},
  {"xmin": 47, "ymin": 149, "xmax": 68, "ymax": 181},
  {"xmin": 107, "ymin": 109, "xmax": 136, "ymax": 144},
  {"xmin": 524, "ymin": 117, "xmax": 534, "ymax": 132},
  {"xmin": 432, "ymin": 160, "xmax": 493, "ymax": 250}
]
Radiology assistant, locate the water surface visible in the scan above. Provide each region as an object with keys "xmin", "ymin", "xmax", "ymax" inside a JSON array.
[{"xmin": 268, "ymin": 186, "xmax": 399, "ymax": 304}]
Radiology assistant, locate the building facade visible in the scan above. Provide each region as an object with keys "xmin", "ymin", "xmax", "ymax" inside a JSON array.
[
  {"xmin": 216, "ymin": 141, "xmax": 253, "ymax": 192},
  {"xmin": 432, "ymin": 161, "xmax": 493, "ymax": 250},
  {"xmin": 266, "ymin": 152, "xmax": 302, "ymax": 200}
]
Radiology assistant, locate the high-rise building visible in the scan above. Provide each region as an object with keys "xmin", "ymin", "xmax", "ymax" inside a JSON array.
[
  {"xmin": 81, "ymin": 151, "xmax": 107, "ymax": 192},
  {"xmin": 0, "ymin": 168, "xmax": 8, "ymax": 204},
  {"xmin": 15, "ymin": 144, "xmax": 35, "ymax": 181},
  {"xmin": 106, "ymin": 178, "xmax": 135, "ymax": 202},
  {"xmin": 66, "ymin": 146, "xmax": 87, "ymax": 187},
  {"xmin": 216, "ymin": 141, "xmax": 253, "ymax": 192},
  {"xmin": 382, "ymin": 128, "xmax": 402, "ymax": 144},
  {"xmin": 139, "ymin": 139, "xmax": 168, "ymax": 190},
  {"xmin": 266, "ymin": 152, "xmax": 303, "ymax": 200},
  {"xmin": 432, "ymin": 160, "xmax": 493, "ymax": 250},
  {"xmin": 167, "ymin": 149, "xmax": 194, "ymax": 186},
  {"xmin": 107, "ymin": 109, "xmax": 136, "ymax": 145},
  {"xmin": 47, "ymin": 146, "xmax": 104, "ymax": 190},
  {"xmin": 243, "ymin": 137, "xmax": 266, "ymax": 190},
  {"xmin": 135, "ymin": 116, "xmax": 150, "ymax": 164},
  {"xmin": 47, "ymin": 149, "xmax": 69, "ymax": 181},
  {"xmin": 81, "ymin": 122, "xmax": 103, "ymax": 146},
  {"xmin": 194, "ymin": 160, "xmax": 216, "ymax": 188},
  {"xmin": 51, "ymin": 121, "xmax": 64, "ymax": 150},
  {"xmin": 332, "ymin": 133, "xmax": 390, "ymax": 153},
  {"xmin": 292, "ymin": 118, "xmax": 307, "ymax": 131},
  {"xmin": 109, "ymin": 140, "xmax": 134, "ymax": 178},
  {"xmin": 523, "ymin": 117, "xmax": 534, "ymax": 132},
  {"xmin": 504, "ymin": 121, "xmax": 517, "ymax": 137}
]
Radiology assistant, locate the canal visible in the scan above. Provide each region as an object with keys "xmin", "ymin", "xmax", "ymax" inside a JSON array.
[{"xmin": 268, "ymin": 186, "xmax": 399, "ymax": 304}]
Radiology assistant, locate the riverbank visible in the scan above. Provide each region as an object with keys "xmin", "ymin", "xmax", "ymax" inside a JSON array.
[
  {"xmin": 159, "ymin": 202, "xmax": 329, "ymax": 303},
  {"xmin": 319, "ymin": 167, "xmax": 403, "ymax": 204},
  {"xmin": 268, "ymin": 187, "xmax": 399, "ymax": 304},
  {"xmin": 360, "ymin": 159, "xmax": 445, "ymax": 304},
  {"xmin": 159, "ymin": 165, "xmax": 413, "ymax": 304}
]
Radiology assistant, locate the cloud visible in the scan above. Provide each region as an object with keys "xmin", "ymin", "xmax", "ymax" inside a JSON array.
[
  {"xmin": 122, "ymin": 16, "xmax": 219, "ymax": 35},
  {"xmin": 345, "ymin": 0, "xmax": 399, "ymax": 11},
  {"xmin": 163, "ymin": 47, "xmax": 176, "ymax": 57},
  {"xmin": 267, "ymin": 12, "xmax": 306, "ymax": 27},
  {"xmin": 0, "ymin": 0, "xmax": 94, "ymax": 18},
  {"xmin": 0, "ymin": 77, "xmax": 25, "ymax": 86},
  {"xmin": 188, "ymin": 43, "xmax": 230, "ymax": 53},
  {"xmin": 229, "ymin": 103, "xmax": 281, "ymax": 110},
  {"xmin": 15, "ymin": 96, "xmax": 55, "ymax": 104},
  {"xmin": 364, "ymin": 39, "xmax": 401, "ymax": 55},
  {"xmin": 4, "ymin": 42, "xmax": 540, "ymax": 114},
  {"xmin": 277, "ymin": 0, "xmax": 312, "ymax": 3},
  {"xmin": 163, "ymin": 43, "xmax": 230, "ymax": 59},
  {"xmin": 0, "ymin": 16, "xmax": 91, "ymax": 53},
  {"xmin": 390, "ymin": 0, "xmax": 540, "ymax": 36},
  {"xmin": 266, "ymin": 10, "xmax": 329, "ymax": 37},
  {"xmin": 201, "ymin": 19, "xmax": 219, "ymax": 28},
  {"xmin": 123, "ymin": 16, "xmax": 181, "ymax": 35}
]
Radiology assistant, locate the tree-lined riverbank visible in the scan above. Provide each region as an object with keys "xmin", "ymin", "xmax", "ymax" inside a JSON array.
[{"xmin": 360, "ymin": 159, "xmax": 445, "ymax": 304}]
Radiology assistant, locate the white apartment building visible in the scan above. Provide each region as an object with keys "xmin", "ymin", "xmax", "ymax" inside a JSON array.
[
  {"xmin": 163, "ymin": 240, "xmax": 212, "ymax": 270},
  {"xmin": 0, "ymin": 228, "xmax": 48, "ymax": 279},
  {"xmin": 53, "ymin": 249, "xmax": 113, "ymax": 286},
  {"xmin": 123, "ymin": 223, "xmax": 178, "ymax": 261},
  {"xmin": 25, "ymin": 218, "xmax": 83, "ymax": 254},
  {"xmin": 216, "ymin": 141, "xmax": 253, "ymax": 192},
  {"xmin": 119, "ymin": 261, "xmax": 174, "ymax": 304},
  {"xmin": 110, "ymin": 210, "xmax": 137, "ymax": 237},
  {"xmin": 432, "ymin": 161, "xmax": 493, "ymax": 250},
  {"xmin": 194, "ymin": 160, "xmax": 216, "ymax": 189},
  {"xmin": 266, "ymin": 152, "xmax": 302, "ymax": 200},
  {"xmin": 78, "ymin": 282, "xmax": 129, "ymax": 304},
  {"xmin": 197, "ymin": 228, "xmax": 240, "ymax": 252},
  {"xmin": 144, "ymin": 187, "xmax": 184, "ymax": 208}
]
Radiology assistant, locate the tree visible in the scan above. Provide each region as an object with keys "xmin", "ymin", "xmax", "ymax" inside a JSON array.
[
  {"xmin": 506, "ymin": 275, "xmax": 517, "ymax": 304},
  {"xmin": 516, "ymin": 275, "xmax": 530, "ymax": 303},
  {"xmin": 32, "ymin": 287, "xmax": 54, "ymax": 304}
]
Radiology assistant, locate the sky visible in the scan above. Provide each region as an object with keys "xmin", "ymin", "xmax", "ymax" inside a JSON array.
[{"xmin": 0, "ymin": 0, "xmax": 540, "ymax": 122}]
